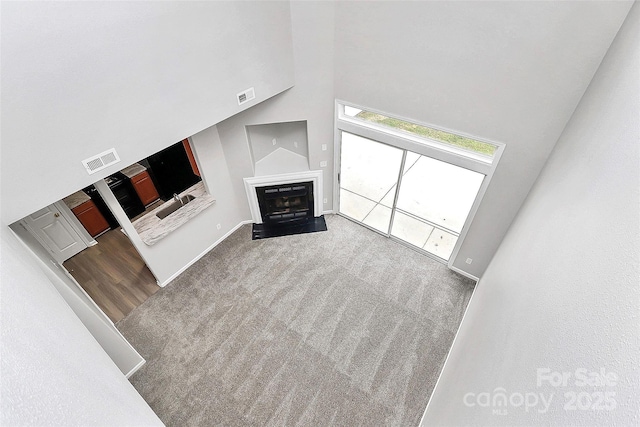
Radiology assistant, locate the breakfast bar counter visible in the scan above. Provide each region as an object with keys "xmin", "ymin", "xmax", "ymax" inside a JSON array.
[{"xmin": 132, "ymin": 181, "xmax": 215, "ymax": 246}]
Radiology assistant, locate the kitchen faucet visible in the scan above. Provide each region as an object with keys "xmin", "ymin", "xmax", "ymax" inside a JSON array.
[{"xmin": 173, "ymin": 193, "xmax": 184, "ymax": 206}]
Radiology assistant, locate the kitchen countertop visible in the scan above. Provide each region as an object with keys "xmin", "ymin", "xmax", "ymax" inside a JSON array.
[
  {"xmin": 63, "ymin": 191, "xmax": 91, "ymax": 210},
  {"xmin": 132, "ymin": 181, "xmax": 215, "ymax": 246},
  {"xmin": 120, "ymin": 163, "xmax": 147, "ymax": 179}
]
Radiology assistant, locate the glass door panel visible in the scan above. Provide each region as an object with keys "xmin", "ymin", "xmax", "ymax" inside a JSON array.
[
  {"xmin": 339, "ymin": 132, "xmax": 403, "ymax": 234},
  {"xmin": 396, "ymin": 156, "xmax": 484, "ymax": 233},
  {"xmin": 392, "ymin": 155, "xmax": 484, "ymax": 260}
]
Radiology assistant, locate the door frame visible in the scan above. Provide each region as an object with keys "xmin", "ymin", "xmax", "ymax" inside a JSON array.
[
  {"xmin": 20, "ymin": 203, "xmax": 90, "ymax": 264},
  {"xmin": 333, "ymin": 100, "xmax": 505, "ymax": 275}
]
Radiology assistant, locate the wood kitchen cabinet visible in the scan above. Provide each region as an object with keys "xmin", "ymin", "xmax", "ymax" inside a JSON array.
[
  {"xmin": 182, "ymin": 139, "xmax": 201, "ymax": 177},
  {"xmin": 72, "ymin": 200, "xmax": 110, "ymax": 237},
  {"xmin": 130, "ymin": 170, "xmax": 160, "ymax": 206}
]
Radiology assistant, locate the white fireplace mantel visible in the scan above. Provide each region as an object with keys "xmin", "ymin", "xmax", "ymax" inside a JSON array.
[{"xmin": 243, "ymin": 170, "xmax": 324, "ymax": 224}]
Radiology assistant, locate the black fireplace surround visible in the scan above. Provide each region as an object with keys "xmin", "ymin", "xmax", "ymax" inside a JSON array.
[{"xmin": 252, "ymin": 181, "xmax": 327, "ymax": 239}]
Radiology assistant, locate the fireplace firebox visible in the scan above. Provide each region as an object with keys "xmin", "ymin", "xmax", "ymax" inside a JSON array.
[
  {"xmin": 244, "ymin": 171, "xmax": 327, "ymax": 240},
  {"xmin": 256, "ymin": 181, "xmax": 314, "ymax": 224}
]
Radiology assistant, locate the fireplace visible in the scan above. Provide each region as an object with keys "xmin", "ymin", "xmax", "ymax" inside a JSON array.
[
  {"xmin": 256, "ymin": 181, "xmax": 314, "ymax": 224},
  {"xmin": 244, "ymin": 170, "xmax": 327, "ymax": 239}
]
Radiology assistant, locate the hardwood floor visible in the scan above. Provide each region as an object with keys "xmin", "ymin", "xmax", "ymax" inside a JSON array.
[{"xmin": 63, "ymin": 228, "xmax": 159, "ymax": 323}]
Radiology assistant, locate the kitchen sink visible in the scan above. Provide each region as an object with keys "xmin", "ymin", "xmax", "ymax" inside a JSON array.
[{"xmin": 156, "ymin": 195, "xmax": 196, "ymax": 219}]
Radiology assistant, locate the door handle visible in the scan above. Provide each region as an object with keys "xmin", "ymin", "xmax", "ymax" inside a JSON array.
[{"xmin": 54, "ymin": 213, "xmax": 60, "ymax": 218}]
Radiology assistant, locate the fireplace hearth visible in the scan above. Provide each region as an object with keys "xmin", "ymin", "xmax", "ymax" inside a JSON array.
[
  {"xmin": 251, "ymin": 215, "xmax": 327, "ymax": 240},
  {"xmin": 244, "ymin": 170, "xmax": 327, "ymax": 240}
]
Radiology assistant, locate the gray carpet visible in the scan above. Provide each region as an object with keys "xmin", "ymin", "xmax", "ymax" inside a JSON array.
[{"xmin": 117, "ymin": 215, "xmax": 475, "ymax": 426}]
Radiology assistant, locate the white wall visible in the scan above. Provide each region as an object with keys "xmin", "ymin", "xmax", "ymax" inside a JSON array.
[
  {"xmin": 9, "ymin": 222, "xmax": 145, "ymax": 377},
  {"xmin": 0, "ymin": 229, "xmax": 163, "ymax": 425},
  {"xmin": 216, "ymin": 1, "xmax": 335, "ymax": 216},
  {"xmin": 423, "ymin": 3, "xmax": 640, "ymax": 425},
  {"xmin": 1, "ymin": 0, "xmax": 294, "ymax": 225},
  {"xmin": 334, "ymin": 1, "xmax": 633, "ymax": 277}
]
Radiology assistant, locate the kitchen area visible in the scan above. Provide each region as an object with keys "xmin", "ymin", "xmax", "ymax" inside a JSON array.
[
  {"xmin": 65, "ymin": 139, "xmax": 203, "ymax": 237},
  {"xmin": 18, "ymin": 139, "xmax": 215, "ymax": 323}
]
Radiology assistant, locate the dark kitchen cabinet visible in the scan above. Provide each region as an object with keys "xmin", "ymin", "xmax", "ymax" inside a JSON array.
[
  {"xmin": 107, "ymin": 172, "xmax": 145, "ymax": 220},
  {"xmin": 72, "ymin": 200, "xmax": 110, "ymax": 237},
  {"xmin": 147, "ymin": 141, "xmax": 200, "ymax": 200},
  {"xmin": 130, "ymin": 170, "xmax": 160, "ymax": 206}
]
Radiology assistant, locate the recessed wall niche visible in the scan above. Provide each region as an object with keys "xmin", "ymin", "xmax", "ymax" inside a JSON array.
[{"xmin": 246, "ymin": 121, "xmax": 309, "ymax": 176}]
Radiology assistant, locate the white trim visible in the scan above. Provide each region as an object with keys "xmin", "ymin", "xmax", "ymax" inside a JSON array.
[
  {"xmin": 157, "ymin": 220, "xmax": 253, "ymax": 287},
  {"xmin": 448, "ymin": 264, "xmax": 480, "ymax": 282},
  {"xmin": 419, "ymin": 278, "xmax": 482, "ymax": 426},
  {"xmin": 333, "ymin": 101, "xmax": 343, "ymax": 216},
  {"xmin": 125, "ymin": 359, "xmax": 146, "ymax": 379},
  {"xmin": 243, "ymin": 170, "xmax": 324, "ymax": 224}
]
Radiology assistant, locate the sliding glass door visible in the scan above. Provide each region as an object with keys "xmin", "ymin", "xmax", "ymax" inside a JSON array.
[{"xmin": 338, "ymin": 131, "xmax": 485, "ymax": 262}]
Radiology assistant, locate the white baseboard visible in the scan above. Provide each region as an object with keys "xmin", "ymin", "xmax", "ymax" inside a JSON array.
[
  {"xmin": 158, "ymin": 220, "xmax": 253, "ymax": 287},
  {"xmin": 322, "ymin": 210, "xmax": 335, "ymax": 215},
  {"xmin": 419, "ymin": 275, "xmax": 483, "ymax": 426},
  {"xmin": 125, "ymin": 358, "xmax": 146, "ymax": 379},
  {"xmin": 449, "ymin": 264, "xmax": 479, "ymax": 282}
]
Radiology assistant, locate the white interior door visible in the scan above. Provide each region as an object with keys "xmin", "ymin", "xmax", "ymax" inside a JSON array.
[{"xmin": 21, "ymin": 204, "xmax": 87, "ymax": 263}]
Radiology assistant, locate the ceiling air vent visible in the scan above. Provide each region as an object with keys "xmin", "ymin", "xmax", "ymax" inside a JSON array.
[
  {"xmin": 81, "ymin": 148, "xmax": 121, "ymax": 175},
  {"xmin": 237, "ymin": 87, "xmax": 255, "ymax": 105}
]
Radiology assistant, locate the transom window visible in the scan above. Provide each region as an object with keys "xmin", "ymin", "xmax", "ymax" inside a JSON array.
[{"xmin": 342, "ymin": 106, "xmax": 498, "ymax": 162}]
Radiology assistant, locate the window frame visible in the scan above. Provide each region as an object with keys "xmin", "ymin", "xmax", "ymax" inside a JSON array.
[{"xmin": 333, "ymin": 100, "xmax": 506, "ymax": 276}]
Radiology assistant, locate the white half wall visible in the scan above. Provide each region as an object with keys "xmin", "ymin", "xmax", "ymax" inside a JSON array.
[
  {"xmin": 333, "ymin": 0, "xmax": 633, "ymax": 277},
  {"xmin": 95, "ymin": 124, "xmax": 248, "ymax": 285},
  {"xmin": 422, "ymin": 3, "xmax": 640, "ymax": 425},
  {"xmin": 0, "ymin": 229, "xmax": 162, "ymax": 425}
]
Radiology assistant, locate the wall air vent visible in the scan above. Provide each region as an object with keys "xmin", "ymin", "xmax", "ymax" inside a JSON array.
[
  {"xmin": 81, "ymin": 148, "xmax": 121, "ymax": 175},
  {"xmin": 237, "ymin": 87, "xmax": 256, "ymax": 105}
]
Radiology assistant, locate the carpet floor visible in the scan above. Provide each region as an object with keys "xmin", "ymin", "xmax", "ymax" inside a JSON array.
[{"xmin": 117, "ymin": 215, "xmax": 475, "ymax": 426}]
